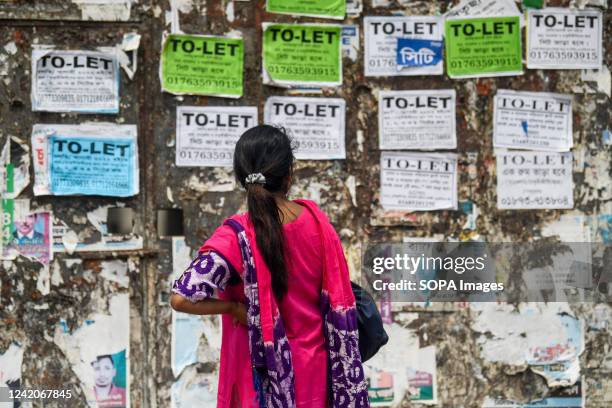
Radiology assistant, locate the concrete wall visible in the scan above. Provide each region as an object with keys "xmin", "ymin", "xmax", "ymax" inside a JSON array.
[{"xmin": 0, "ymin": 0, "xmax": 610, "ymax": 407}]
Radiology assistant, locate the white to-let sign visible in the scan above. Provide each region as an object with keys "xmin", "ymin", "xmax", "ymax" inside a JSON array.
[
  {"xmin": 493, "ymin": 90, "xmax": 573, "ymax": 151},
  {"xmin": 526, "ymin": 8, "xmax": 603, "ymax": 69},
  {"xmin": 264, "ymin": 96, "xmax": 346, "ymax": 160},
  {"xmin": 496, "ymin": 150, "xmax": 573, "ymax": 209},
  {"xmin": 364, "ymin": 16, "xmax": 443, "ymax": 77},
  {"xmin": 31, "ymin": 47, "xmax": 120, "ymax": 113},
  {"xmin": 380, "ymin": 152, "xmax": 458, "ymax": 211},
  {"xmin": 379, "ymin": 89, "xmax": 456, "ymax": 150},
  {"xmin": 175, "ymin": 106, "xmax": 258, "ymax": 167}
]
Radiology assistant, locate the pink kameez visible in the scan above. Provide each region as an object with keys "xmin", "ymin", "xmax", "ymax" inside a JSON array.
[{"xmin": 173, "ymin": 203, "xmax": 328, "ymax": 407}]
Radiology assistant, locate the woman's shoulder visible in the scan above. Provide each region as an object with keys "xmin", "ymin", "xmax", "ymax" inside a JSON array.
[
  {"xmin": 293, "ymin": 198, "xmax": 318, "ymax": 208},
  {"xmin": 198, "ymin": 213, "xmax": 247, "ymax": 252},
  {"xmin": 293, "ymin": 199, "xmax": 339, "ymax": 234},
  {"xmin": 225, "ymin": 212, "xmax": 249, "ymax": 226},
  {"xmin": 293, "ymin": 199, "xmax": 327, "ymax": 219},
  {"xmin": 198, "ymin": 218, "xmax": 246, "ymax": 274}
]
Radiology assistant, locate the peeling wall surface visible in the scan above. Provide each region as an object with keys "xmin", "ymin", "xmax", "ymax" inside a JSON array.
[{"xmin": 0, "ymin": 0, "xmax": 611, "ymax": 407}]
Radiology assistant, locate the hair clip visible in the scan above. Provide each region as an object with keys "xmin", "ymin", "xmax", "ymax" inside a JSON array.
[{"xmin": 245, "ymin": 173, "xmax": 266, "ymax": 185}]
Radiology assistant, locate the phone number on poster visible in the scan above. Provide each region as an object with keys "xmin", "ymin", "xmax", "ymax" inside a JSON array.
[
  {"xmin": 165, "ymin": 76, "xmax": 240, "ymax": 88},
  {"xmin": 178, "ymin": 151, "xmax": 233, "ymax": 161},
  {"xmin": 54, "ymin": 179, "xmax": 130, "ymax": 189},
  {"xmin": 499, "ymin": 196, "xmax": 570, "ymax": 206},
  {"xmin": 449, "ymin": 57, "xmax": 520, "ymax": 69},
  {"xmin": 367, "ymin": 58, "xmax": 396, "ymax": 68},
  {"xmin": 295, "ymin": 140, "xmax": 340, "ymax": 150},
  {"xmin": 528, "ymin": 50, "xmax": 598, "ymax": 61},
  {"xmin": 266, "ymin": 65, "xmax": 338, "ymax": 76}
]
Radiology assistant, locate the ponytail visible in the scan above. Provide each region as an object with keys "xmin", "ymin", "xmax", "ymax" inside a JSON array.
[
  {"xmin": 246, "ymin": 183, "xmax": 288, "ymax": 301},
  {"xmin": 233, "ymin": 125, "xmax": 295, "ymax": 301}
]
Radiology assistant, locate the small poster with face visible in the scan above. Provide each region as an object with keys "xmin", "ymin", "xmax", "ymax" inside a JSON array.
[
  {"xmin": 91, "ymin": 350, "xmax": 128, "ymax": 408},
  {"xmin": 3, "ymin": 210, "xmax": 52, "ymax": 265}
]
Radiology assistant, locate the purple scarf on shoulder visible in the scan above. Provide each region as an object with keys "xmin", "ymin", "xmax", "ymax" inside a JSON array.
[{"xmin": 222, "ymin": 199, "xmax": 369, "ymax": 408}]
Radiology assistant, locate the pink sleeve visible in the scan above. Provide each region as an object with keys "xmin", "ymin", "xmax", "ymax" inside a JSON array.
[
  {"xmin": 199, "ymin": 223, "xmax": 245, "ymax": 277},
  {"xmin": 171, "ymin": 251, "xmax": 233, "ymax": 303},
  {"xmin": 171, "ymin": 223, "xmax": 245, "ymax": 303}
]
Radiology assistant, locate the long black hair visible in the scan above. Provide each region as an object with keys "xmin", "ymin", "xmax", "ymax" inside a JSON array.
[{"xmin": 233, "ymin": 125, "xmax": 295, "ymax": 301}]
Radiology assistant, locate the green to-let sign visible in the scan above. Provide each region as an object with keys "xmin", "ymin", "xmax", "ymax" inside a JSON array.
[
  {"xmin": 266, "ymin": 0, "xmax": 345, "ymax": 19},
  {"xmin": 444, "ymin": 16, "xmax": 522, "ymax": 78},
  {"xmin": 160, "ymin": 34, "xmax": 244, "ymax": 98},
  {"xmin": 263, "ymin": 23, "xmax": 342, "ymax": 87}
]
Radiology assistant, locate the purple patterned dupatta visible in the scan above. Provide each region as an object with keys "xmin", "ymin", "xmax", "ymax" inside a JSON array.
[{"xmin": 221, "ymin": 199, "xmax": 370, "ymax": 408}]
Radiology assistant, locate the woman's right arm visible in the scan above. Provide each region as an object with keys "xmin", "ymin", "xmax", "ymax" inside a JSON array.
[
  {"xmin": 170, "ymin": 294, "xmax": 245, "ymax": 323},
  {"xmin": 170, "ymin": 250, "xmax": 247, "ymax": 325}
]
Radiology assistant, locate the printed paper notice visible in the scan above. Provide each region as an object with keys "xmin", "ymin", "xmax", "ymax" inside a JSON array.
[
  {"xmin": 264, "ymin": 97, "xmax": 345, "ymax": 160},
  {"xmin": 0, "ymin": 343, "xmax": 23, "ymax": 397},
  {"xmin": 406, "ymin": 346, "xmax": 437, "ymax": 404},
  {"xmin": 346, "ymin": 0, "xmax": 362, "ymax": 17},
  {"xmin": 445, "ymin": 16, "xmax": 522, "ymax": 78},
  {"xmin": 3, "ymin": 211, "xmax": 53, "ymax": 265},
  {"xmin": 342, "ymin": 25, "xmax": 360, "ymax": 61},
  {"xmin": 160, "ymin": 34, "xmax": 243, "ymax": 98},
  {"xmin": 1, "ymin": 147, "xmax": 14, "ymax": 254},
  {"xmin": 32, "ymin": 123, "xmax": 139, "ymax": 197},
  {"xmin": 379, "ymin": 90, "xmax": 456, "ymax": 150},
  {"xmin": 494, "ymin": 90, "xmax": 573, "ymax": 151},
  {"xmin": 396, "ymin": 38, "xmax": 442, "ymax": 70},
  {"xmin": 380, "ymin": 152, "xmax": 458, "ymax": 211},
  {"xmin": 445, "ymin": 0, "xmax": 521, "ymax": 20},
  {"xmin": 482, "ymin": 381, "xmax": 583, "ymax": 408},
  {"xmin": 53, "ymin": 293, "xmax": 130, "ymax": 408},
  {"xmin": 31, "ymin": 47, "xmax": 119, "ymax": 114},
  {"xmin": 496, "ymin": 151, "xmax": 573, "ymax": 209},
  {"xmin": 263, "ymin": 23, "xmax": 342, "ymax": 87},
  {"xmin": 176, "ymin": 106, "xmax": 258, "ymax": 167},
  {"xmin": 364, "ymin": 16, "xmax": 443, "ymax": 77},
  {"xmin": 527, "ymin": 8, "xmax": 603, "ymax": 70},
  {"xmin": 266, "ymin": 0, "xmax": 345, "ymax": 19}
]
